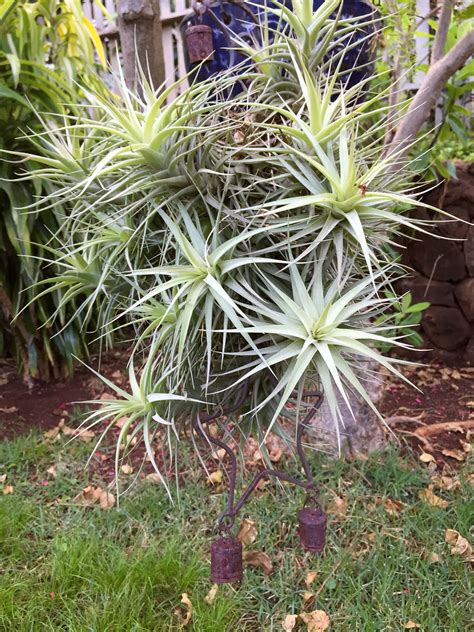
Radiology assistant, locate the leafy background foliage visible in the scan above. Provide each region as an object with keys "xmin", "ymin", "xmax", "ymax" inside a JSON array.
[{"xmin": 0, "ymin": 0, "xmax": 106, "ymax": 380}]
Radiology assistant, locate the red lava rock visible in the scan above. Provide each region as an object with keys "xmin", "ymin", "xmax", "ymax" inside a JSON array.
[{"xmin": 422, "ymin": 306, "xmax": 470, "ymax": 351}]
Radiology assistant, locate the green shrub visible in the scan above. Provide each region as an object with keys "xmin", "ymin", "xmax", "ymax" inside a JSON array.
[{"xmin": 0, "ymin": 0, "xmax": 106, "ymax": 380}]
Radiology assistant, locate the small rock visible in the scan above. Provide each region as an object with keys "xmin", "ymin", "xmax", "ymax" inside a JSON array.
[
  {"xmin": 455, "ymin": 278, "xmax": 474, "ymax": 322},
  {"xmin": 407, "ymin": 233, "xmax": 466, "ymax": 282},
  {"xmin": 396, "ymin": 275, "xmax": 455, "ymax": 307},
  {"xmin": 422, "ymin": 306, "xmax": 470, "ymax": 351}
]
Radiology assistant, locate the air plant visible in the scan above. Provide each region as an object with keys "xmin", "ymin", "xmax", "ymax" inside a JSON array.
[{"xmin": 21, "ymin": 0, "xmax": 449, "ymax": 493}]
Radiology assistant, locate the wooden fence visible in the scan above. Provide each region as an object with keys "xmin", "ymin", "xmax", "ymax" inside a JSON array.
[{"xmin": 81, "ymin": 0, "xmax": 193, "ymax": 99}]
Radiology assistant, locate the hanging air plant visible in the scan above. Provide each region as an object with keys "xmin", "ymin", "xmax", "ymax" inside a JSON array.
[{"xmin": 19, "ymin": 0, "xmax": 453, "ymax": 582}]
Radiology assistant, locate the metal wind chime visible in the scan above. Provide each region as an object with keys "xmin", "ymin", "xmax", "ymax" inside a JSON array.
[{"xmin": 194, "ymin": 381, "xmax": 327, "ymax": 584}]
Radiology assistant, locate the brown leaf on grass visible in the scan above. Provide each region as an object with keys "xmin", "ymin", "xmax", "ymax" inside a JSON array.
[
  {"xmin": 243, "ymin": 551, "xmax": 273, "ymax": 575},
  {"xmin": 46, "ymin": 466, "xmax": 57, "ymax": 478},
  {"xmin": 418, "ymin": 486, "xmax": 449, "ymax": 508},
  {"xmin": 303, "ymin": 591, "xmax": 315, "ymax": 608},
  {"xmin": 299, "ymin": 609, "xmax": 330, "ymax": 631},
  {"xmin": 445, "ymin": 529, "xmax": 474, "ymax": 561},
  {"xmin": 244, "ymin": 437, "xmax": 263, "ymax": 465},
  {"xmin": 44, "ymin": 426, "xmax": 61, "ymax": 441},
  {"xmin": 204, "ymin": 584, "xmax": 218, "ymax": 605},
  {"xmin": 0, "ymin": 474, "xmax": 6, "ymax": 484},
  {"xmin": 305, "ymin": 571, "xmax": 318, "ymax": 587},
  {"xmin": 76, "ymin": 428, "xmax": 96, "ymax": 443},
  {"xmin": 99, "ymin": 491, "xmax": 115, "ymax": 509},
  {"xmin": 282, "ymin": 614, "xmax": 298, "ymax": 631},
  {"xmin": 58, "ymin": 420, "xmax": 75, "ymax": 436},
  {"xmin": 265, "ymin": 432, "xmax": 286, "ymax": 463},
  {"xmin": 179, "ymin": 592, "xmax": 193, "ymax": 626},
  {"xmin": 431, "ymin": 475, "xmax": 460, "ymax": 491},
  {"xmin": 76, "ymin": 485, "xmax": 115, "ymax": 509},
  {"xmin": 207, "ymin": 470, "xmax": 223, "ymax": 485},
  {"xmin": 237, "ymin": 518, "xmax": 257, "ymax": 545},
  {"xmin": 121, "ymin": 464, "xmax": 133, "ymax": 475},
  {"xmin": 419, "ymin": 452, "xmax": 435, "ymax": 463},
  {"xmin": 404, "ymin": 621, "xmax": 421, "ymax": 629},
  {"xmin": 383, "ymin": 498, "xmax": 405, "ymax": 516},
  {"xmin": 145, "ymin": 473, "xmax": 162, "ymax": 484},
  {"xmin": 211, "ymin": 448, "xmax": 226, "ymax": 461},
  {"xmin": 327, "ymin": 494, "xmax": 347, "ymax": 517},
  {"xmin": 441, "ymin": 448, "xmax": 466, "ymax": 462},
  {"xmin": 2, "ymin": 485, "xmax": 13, "ymax": 494},
  {"xmin": 426, "ymin": 551, "xmax": 440, "ymax": 563}
]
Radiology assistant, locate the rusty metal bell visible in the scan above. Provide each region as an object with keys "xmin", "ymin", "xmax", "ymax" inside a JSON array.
[
  {"xmin": 185, "ymin": 24, "xmax": 214, "ymax": 63},
  {"xmin": 210, "ymin": 536, "xmax": 243, "ymax": 584},
  {"xmin": 298, "ymin": 506, "xmax": 327, "ymax": 553}
]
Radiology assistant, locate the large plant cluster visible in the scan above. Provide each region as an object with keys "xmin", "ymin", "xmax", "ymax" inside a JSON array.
[
  {"xmin": 0, "ymin": 0, "xmax": 106, "ymax": 380},
  {"xmin": 20, "ymin": 0, "xmax": 446, "ymax": 486}
]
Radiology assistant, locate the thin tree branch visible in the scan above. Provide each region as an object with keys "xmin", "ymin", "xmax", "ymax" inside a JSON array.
[
  {"xmin": 386, "ymin": 29, "xmax": 474, "ymax": 164},
  {"xmin": 431, "ymin": 0, "xmax": 454, "ymax": 64}
]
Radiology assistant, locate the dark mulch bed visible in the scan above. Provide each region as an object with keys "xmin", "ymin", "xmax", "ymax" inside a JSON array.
[{"xmin": 1, "ymin": 355, "xmax": 473, "ymax": 469}]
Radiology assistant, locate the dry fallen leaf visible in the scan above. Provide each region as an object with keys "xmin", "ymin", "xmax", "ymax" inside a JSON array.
[
  {"xmin": 99, "ymin": 490, "xmax": 115, "ymax": 509},
  {"xmin": 76, "ymin": 485, "xmax": 115, "ymax": 510},
  {"xmin": 243, "ymin": 550, "xmax": 273, "ymax": 575},
  {"xmin": 2, "ymin": 485, "xmax": 14, "ymax": 494},
  {"xmin": 426, "ymin": 551, "xmax": 440, "ymax": 563},
  {"xmin": 44, "ymin": 426, "xmax": 61, "ymax": 441},
  {"xmin": 0, "ymin": 405, "xmax": 18, "ymax": 413},
  {"xmin": 0, "ymin": 474, "xmax": 6, "ymax": 484},
  {"xmin": 299, "ymin": 609, "xmax": 330, "ymax": 632},
  {"xmin": 419, "ymin": 452, "xmax": 435, "ymax": 463},
  {"xmin": 404, "ymin": 621, "xmax": 421, "ymax": 629},
  {"xmin": 327, "ymin": 494, "xmax": 347, "ymax": 517},
  {"xmin": 431, "ymin": 475, "xmax": 460, "ymax": 491},
  {"xmin": 305, "ymin": 571, "xmax": 318, "ymax": 587},
  {"xmin": 208, "ymin": 470, "xmax": 223, "ymax": 485},
  {"xmin": 145, "ymin": 473, "xmax": 162, "ymax": 484},
  {"xmin": 441, "ymin": 448, "xmax": 466, "ymax": 462},
  {"xmin": 121, "ymin": 464, "xmax": 134, "ymax": 475},
  {"xmin": 445, "ymin": 529, "xmax": 474, "ymax": 561},
  {"xmin": 383, "ymin": 498, "xmax": 405, "ymax": 516},
  {"xmin": 211, "ymin": 448, "xmax": 227, "ymax": 461},
  {"xmin": 282, "ymin": 614, "xmax": 298, "ymax": 631},
  {"xmin": 265, "ymin": 432, "xmax": 286, "ymax": 463},
  {"xmin": 76, "ymin": 428, "xmax": 96, "ymax": 442},
  {"xmin": 244, "ymin": 437, "xmax": 263, "ymax": 465},
  {"xmin": 46, "ymin": 465, "xmax": 57, "ymax": 478},
  {"xmin": 204, "ymin": 584, "xmax": 218, "ymax": 605},
  {"xmin": 180, "ymin": 592, "xmax": 193, "ymax": 626},
  {"xmin": 115, "ymin": 416, "xmax": 128, "ymax": 429},
  {"xmin": 303, "ymin": 591, "xmax": 315, "ymax": 607},
  {"xmin": 237, "ymin": 518, "xmax": 258, "ymax": 545},
  {"xmin": 418, "ymin": 486, "xmax": 449, "ymax": 509}
]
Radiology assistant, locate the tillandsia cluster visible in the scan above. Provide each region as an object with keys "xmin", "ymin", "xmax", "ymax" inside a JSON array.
[{"xmin": 18, "ymin": 0, "xmax": 450, "ymax": 494}]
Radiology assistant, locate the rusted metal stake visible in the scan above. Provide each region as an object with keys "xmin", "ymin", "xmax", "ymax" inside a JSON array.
[{"xmin": 194, "ymin": 380, "xmax": 327, "ymax": 582}]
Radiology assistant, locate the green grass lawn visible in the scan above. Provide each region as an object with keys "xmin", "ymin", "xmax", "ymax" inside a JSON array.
[{"xmin": 0, "ymin": 427, "xmax": 472, "ymax": 631}]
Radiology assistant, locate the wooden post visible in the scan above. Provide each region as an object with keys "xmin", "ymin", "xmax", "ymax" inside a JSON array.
[{"xmin": 117, "ymin": 0, "xmax": 165, "ymax": 92}]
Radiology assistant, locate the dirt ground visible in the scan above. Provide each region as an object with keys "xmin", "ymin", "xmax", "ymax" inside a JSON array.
[{"xmin": 1, "ymin": 354, "xmax": 473, "ymax": 469}]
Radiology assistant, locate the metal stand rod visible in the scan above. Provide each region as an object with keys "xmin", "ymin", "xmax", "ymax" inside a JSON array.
[{"xmin": 193, "ymin": 376, "xmax": 324, "ymax": 532}]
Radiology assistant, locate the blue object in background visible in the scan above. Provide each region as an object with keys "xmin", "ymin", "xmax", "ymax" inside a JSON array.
[{"xmin": 181, "ymin": 0, "xmax": 378, "ymax": 95}]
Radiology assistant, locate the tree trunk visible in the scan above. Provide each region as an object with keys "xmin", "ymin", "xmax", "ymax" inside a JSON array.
[{"xmin": 117, "ymin": 0, "xmax": 165, "ymax": 92}]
